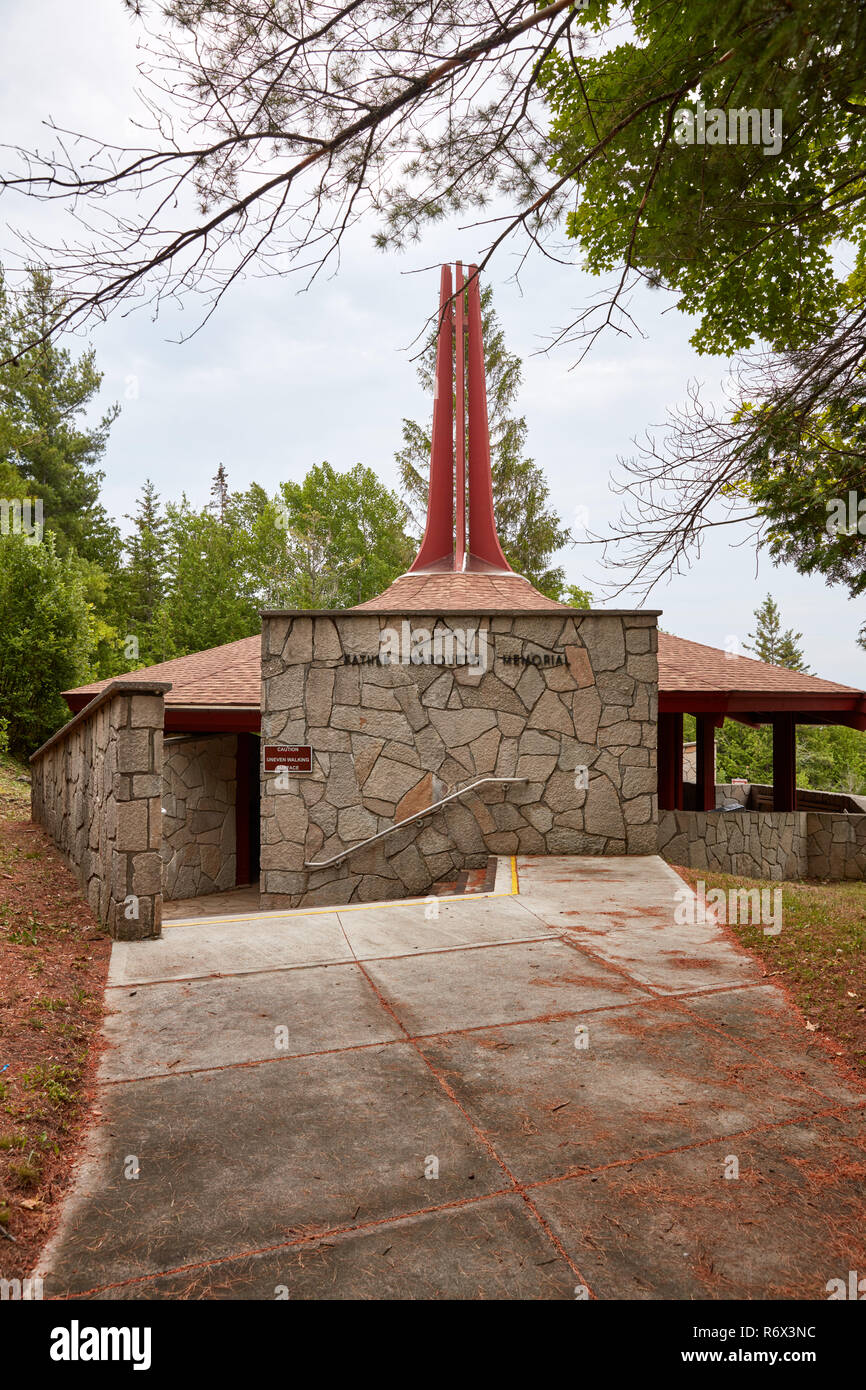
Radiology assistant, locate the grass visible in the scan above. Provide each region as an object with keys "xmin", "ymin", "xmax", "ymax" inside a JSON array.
[
  {"xmin": 0, "ymin": 750, "xmax": 30, "ymax": 821},
  {"xmin": 676, "ymin": 867, "xmax": 866, "ymax": 1076},
  {"xmin": 21, "ymin": 1062, "xmax": 81, "ymax": 1109},
  {"xmin": 8, "ymin": 1155, "xmax": 42, "ymax": 1189},
  {"xmin": 0, "ymin": 1133, "xmax": 27, "ymax": 1151}
]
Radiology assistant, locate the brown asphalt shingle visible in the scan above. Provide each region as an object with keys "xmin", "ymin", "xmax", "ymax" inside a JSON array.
[
  {"xmin": 351, "ymin": 571, "xmax": 568, "ymax": 611},
  {"xmin": 64, "ymin": 635, "xmax": 262, "ymax": 709},
  {"xmin": 62, "ymin": 610, "xmax": 863, "ymax": 711},
  {"xmin": 658, "ymin": 631, "xmax": 860, "ymax": 696}
]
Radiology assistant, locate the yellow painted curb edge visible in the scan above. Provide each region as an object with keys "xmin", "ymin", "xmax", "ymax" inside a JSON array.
[{"xmin": 163, "ymin": 854, "xmax": 520, "ymax": 928}]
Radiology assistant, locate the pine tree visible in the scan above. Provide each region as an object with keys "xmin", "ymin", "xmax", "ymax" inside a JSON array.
[
  {"xmin": 0, "ymin": 265, "xmax": 120, "ymax": 566},
  {"xmin": 563, "ymin": 582, "xmax": 593, "ymax": 608},
  {"xmin": 122, "ymin": 480, "xmax": 169, "ymax": 666},
  {"xmin": 396, "ymin": 285, "xmax": 576, "ymax": 599},
  {"xmin": 0, "ymin": 530, "xmax": 96, "ymax": 754},
  {"xmin": 209, "ymin": 463, "xmax": 229, "ymax": 520},
  {"xmin": 744, "ymin": 595, "xmax": 810, "ymax": 671}
]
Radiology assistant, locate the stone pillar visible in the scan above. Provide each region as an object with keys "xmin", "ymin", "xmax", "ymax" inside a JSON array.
[
  {"xmin": 30, "ymin": 680, "xmax": 168, "ymax": 941},
  {"xmin": 110, "ymin": 689, "xmax": 165, "ymax": 940}
]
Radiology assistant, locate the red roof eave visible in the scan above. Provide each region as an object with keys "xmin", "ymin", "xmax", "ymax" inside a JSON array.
[{"xmin": 659, "ymin": 689, "xmax": 866, "ymax": 729}]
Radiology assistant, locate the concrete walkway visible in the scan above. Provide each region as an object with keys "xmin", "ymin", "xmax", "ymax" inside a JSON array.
[{"xmin": 41, "ymin": 856, "xmax": 866, "ymax": 1300}]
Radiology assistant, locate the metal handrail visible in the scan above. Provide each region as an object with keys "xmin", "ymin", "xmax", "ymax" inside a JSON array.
[{"xmin": 304, "ymin": 776, "xmax": 529, "ymax": 870}]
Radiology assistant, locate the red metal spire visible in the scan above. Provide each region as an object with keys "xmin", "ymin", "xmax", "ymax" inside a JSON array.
[{"xmin": 409, "ymin": 263, "xmax": 513, "ymax": 574}]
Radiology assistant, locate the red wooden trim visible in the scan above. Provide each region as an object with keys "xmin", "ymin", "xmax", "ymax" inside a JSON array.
[
  {"xmin": 772, "ymin": 713, "xmax": 797, "ymax": 812},
  {"xmin": 660, "ymin": 691, "xmax": 864, "ymax": 716},
  {"xmin": 164, "ymin": 707, "xmax": 261, "ymax": 734}
]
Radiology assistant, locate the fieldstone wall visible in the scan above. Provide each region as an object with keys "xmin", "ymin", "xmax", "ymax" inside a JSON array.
[
  {"xmin": 30, "ymin": 682, "xmax": 167, "ymax": 939},
  {"xmin": 162, "ymin": 734, "xmax": 238, "ymax": 899},
  {"xmin": 659, "ymin": 805, "xmax": 866, "ymax": 880},
  {"xmin": 658, "ymin": 808, "xmax": 806, "ymax": 880},
  {"xmin": 806, "ymin": 813, "xmax": 866, "ymax": 879},
  {"xmin": 260, "ymin": 610, "xmax": 658, "ymax": 909},
  {"xmin": 718, "ymin": 781, "xmax": 866, "ymax": 815}
]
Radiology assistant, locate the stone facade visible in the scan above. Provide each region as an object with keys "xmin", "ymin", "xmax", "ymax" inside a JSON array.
[
  {"xmin": 260, "ymin": 610, "xmax": 658, "ymax": 909},
  {"xmin": 806, "ymin": 812, "xmax": 866, "ymax": 880},
  {"xmin": 162, "ymin": 734, "xmax": 238, "ymax": 900},
  {"xmin": 658, "ymin": 808, "xmax": 806, "ymax": 880},
  {"xmin": 658, "ymin": 804, "xmax": 866, "ymax": 881},
  {"xmin": 29, "ymin": 682, "xmax": 166, "ymax": 939}
]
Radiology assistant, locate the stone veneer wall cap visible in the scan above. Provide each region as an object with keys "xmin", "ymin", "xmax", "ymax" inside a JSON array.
[
  {"xmin": 29, "ymin": 681, "xmax": 172, "ymax": 763},
  {"xmin": 259, "ymin": 607, "xmax": 663, "ymax": 618}
]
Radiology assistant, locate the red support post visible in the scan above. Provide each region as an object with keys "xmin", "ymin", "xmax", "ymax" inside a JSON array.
[
  {"xmin": 658, "ymin": 712, "xmax": 684, "ymax": 811},
  {"xmin": 695, "ymin": 714, "xmax": 717, "ymax": 812}
]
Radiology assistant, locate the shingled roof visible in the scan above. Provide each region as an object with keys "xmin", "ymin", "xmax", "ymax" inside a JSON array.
[
  {"xmin": 657, "ymin": 631, "xmax": 865, "ymax": 725},
  {"xmin": 659, "ymin": 631, "xmax": 859, "ymax": 696},
  {"xmin": 62, "ymin": 623, "xmax": 866, "ymax": 728},
  {"xmin": 63, "ymin": 635, "xmax": 262, "ymax": 714},
  {"xmin": 352, "ymin": 570, "xmax": 568, "ymax": 611}
]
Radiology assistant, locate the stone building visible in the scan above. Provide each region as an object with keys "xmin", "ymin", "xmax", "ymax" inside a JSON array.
[{"xmin": 33, "ymin": 263, "xmax": 866, "ymax": 935}]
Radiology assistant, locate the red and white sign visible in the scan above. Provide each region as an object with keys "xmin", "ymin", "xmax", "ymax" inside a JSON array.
[{"xmin": 263, "ymin": 744, "xmax": 313, "ymax": 774}]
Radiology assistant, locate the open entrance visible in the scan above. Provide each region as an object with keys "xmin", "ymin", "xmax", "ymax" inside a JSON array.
[
  {"xmin": 160, "ymin": 730, "xmax": 261, "ymax": 922},
  {"xmin": 235, "ymin": 731, "xmax": 261, "ymax": 888}
]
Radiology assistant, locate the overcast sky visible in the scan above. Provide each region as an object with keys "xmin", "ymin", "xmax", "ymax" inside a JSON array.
[{"xmin": 3, "ymin": 0, "xmax": 863, "ymax": 685}]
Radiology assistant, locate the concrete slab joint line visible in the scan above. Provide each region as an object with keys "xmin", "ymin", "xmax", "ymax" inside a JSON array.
[
  {"xmin": 39, "ymin": 855, "xmax": 866, "ymax": 1301},
  {"xmin": 330, "ymin": 880, "xmax": 595, "ymax": 1295}
]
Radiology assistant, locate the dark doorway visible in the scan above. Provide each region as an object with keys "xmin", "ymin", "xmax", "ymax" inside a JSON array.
[{"xmin": 235, "ymin": 732, "xmax": 261, "ymax": 886}]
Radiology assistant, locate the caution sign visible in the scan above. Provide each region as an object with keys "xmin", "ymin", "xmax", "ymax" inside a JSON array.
[{"xmin": 263, "ymin": 744, "xmax": 313, "ymax": 775}]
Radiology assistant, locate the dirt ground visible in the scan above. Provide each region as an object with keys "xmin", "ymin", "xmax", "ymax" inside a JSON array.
[
  {"xmin": 2, "ymin": 746, "xmax": 863, "ymax": 1292},
  {"xmin": 0, "ymin": 754, "xmax": 111, "ymax": 1280}
]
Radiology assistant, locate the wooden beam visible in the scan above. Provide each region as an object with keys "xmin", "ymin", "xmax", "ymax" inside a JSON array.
[
  {"xmin": 772, "ymin": 713, "xmax": 797, "ymax": 812},
  {"xmin": 164, "ymin": 707, "xmax": 261, "ymax": 734},
  {"xmin": 695, "ymin": 715, "xmax": 717, "ymax": 811},
  {"xmin": 660, "ymin": 691, "xmax": 865, "ymax": 718},
  {"xmin": 658, "ymin": 712, "xmax": 684, "ymax": 811}
]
